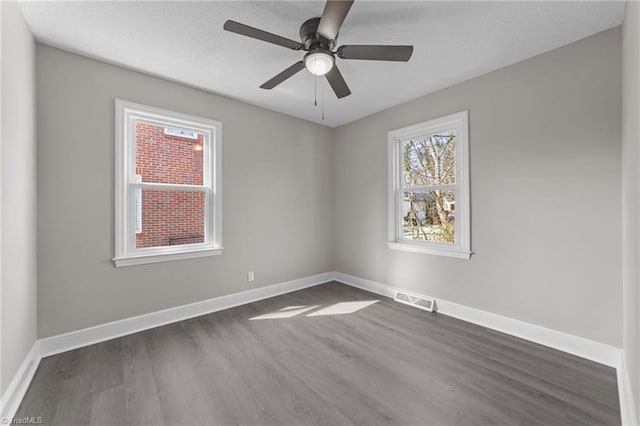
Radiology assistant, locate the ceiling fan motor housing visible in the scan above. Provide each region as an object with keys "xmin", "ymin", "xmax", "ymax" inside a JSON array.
[{"xmin": 300, "ymin": 17, "xmax": 335, "ymax": 50}]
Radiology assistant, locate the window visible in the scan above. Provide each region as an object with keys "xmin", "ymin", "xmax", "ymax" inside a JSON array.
[
  {"xmin": 114, "ymin": 100, "xmax": 222, "ymax": 267},
  {"xmin": 387, "ymin": 111, "xmax": 470, "ymax": 259}
]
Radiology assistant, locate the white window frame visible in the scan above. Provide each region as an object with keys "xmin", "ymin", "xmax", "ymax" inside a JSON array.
[
  {"xmin": 135, "ymin": 174, "xmax": 142, "ymax": 234},
  {"xmin": 114, "ymin": 100, "xmax": 223, "ymax": 267},
  {"xmin": 387, "ymin": 110, "xmax": 471, "ymax": 259}
]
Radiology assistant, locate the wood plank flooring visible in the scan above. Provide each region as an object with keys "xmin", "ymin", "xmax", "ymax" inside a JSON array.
[{"xmin": 16, "ymin": 282, "xmax": 621, "ymax": 425}]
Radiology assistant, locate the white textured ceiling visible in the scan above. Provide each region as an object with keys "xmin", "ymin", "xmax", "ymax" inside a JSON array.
[{"xmin": 19, "ymin": 1, "xmax": 624, "ymax": 127}]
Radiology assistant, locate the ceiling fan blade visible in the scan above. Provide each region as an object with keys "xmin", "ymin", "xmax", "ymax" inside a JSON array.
[
  {"xmin": 325, "ymin": 64, "xmax": 351, "ymax": 99},
  {"xmin": 260, "ymin": 61, "xmax": 306, "ymax": 89},
  {"xmin": 337, "ymin": 45, "xmax": 414, "ymax": 61},
  {"xmin": 224, "ymin": 20, "xmax": 303, "ymax": 50},
  {"xmin": 317, "ymin": 0, "xmax": 354, "ymax": 42}
]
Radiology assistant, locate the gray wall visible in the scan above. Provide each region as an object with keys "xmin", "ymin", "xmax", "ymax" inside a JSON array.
[
  {"xmin": 32, "ymin": 16, "xmax": 627, "ymax": 352},
  {"xmin": 333, "ymin": 28, "xmax": 622, "ymax": 347},
  {"xmin": 622, "ymin": 1, "xmax": 640, "ymax": 421},
  {"xmin": 36, "ymin": 45, "xmax": 333, "ymax": 337},
  {"xmin": 0, "ymin": 1, "xmax": 37, "ymax": 396}
]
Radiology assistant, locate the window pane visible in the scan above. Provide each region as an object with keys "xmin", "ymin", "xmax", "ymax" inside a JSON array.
[
  {"xmin": 402, "ymin": 131, "xmax": 455, "ymax": 188},
  {"xmin": 401, "ymin": 190, "xmax": 455, "ymax": 243},
  {"xmin": 135, "ymin": 122, "xmax": 204, "ymax": 185},
  {"xmin": 136, "ymin": 189, "xmax": 205, "ymax": 248}
]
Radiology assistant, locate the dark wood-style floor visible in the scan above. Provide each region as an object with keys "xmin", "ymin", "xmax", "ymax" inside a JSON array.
[{"xmin": 17, "ymin": 282, "xmax": 620, "ymax": 426}]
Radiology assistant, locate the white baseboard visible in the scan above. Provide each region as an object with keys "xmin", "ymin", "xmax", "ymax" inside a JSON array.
[
  {"xmin": 2, "ymin": 272, "xmax": 331, "ymax": 421},
  {"xmin": 0, "ymin": 341, "xmax": 41, "ymax": 422},
  {"xmin": 333, "ymin": 271, "xmax": 638, "ymax": 423},
  {"xmin": 39, "ymin": 272, "xmax": 334, "ymax": 357},
  {"xmin": 618, "ymin": 353, "xmax": 639, "ymax": 426},
  {"xmin": 3, "ymin": 270, "xmax": 635, "ymax": 424},
  {"xmin": 333, "ymin": 272, "xmax": 621, "ymax": 367}
]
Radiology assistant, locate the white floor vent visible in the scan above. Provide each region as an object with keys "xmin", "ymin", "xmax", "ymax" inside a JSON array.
[{"xmin": 394, "ymin": 291, "xmax": 436, "ymax": 312}]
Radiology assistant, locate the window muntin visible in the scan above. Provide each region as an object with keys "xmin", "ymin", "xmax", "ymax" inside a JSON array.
[
  {"xmin": 115, "ymin": 100, "xmax": 222, "ymax": 267},
  {"xmin": 388, "ymin": 111, "xmax": 470, "ymax": 259}
]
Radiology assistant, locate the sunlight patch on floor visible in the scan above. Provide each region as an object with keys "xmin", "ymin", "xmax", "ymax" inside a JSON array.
[
  {"xmin": 306, "ymin": 300, "xmax": 379, "ymax": 317},
  {"xmin": 249, "ymin": 305, "xmax": 318, "ymax": 320},
  {"xmin": 249, "ymin": 300, "xmax": 380, "ymax": 320},
  {"xmin": 278, "ymin": 305, "xmax": 307, "ymax": 311}
]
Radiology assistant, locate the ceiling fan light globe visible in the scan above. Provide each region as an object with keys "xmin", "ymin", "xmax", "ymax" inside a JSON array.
[{"xmin": 304, "ymin": 51, "xmax": 334, "ymax": 76}]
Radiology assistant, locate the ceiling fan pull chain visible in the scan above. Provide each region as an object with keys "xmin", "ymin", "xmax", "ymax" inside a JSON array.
[
  {"xmin": 314, "ymin": 74, "xmax": 318, "ymax": 106},
  {"xmin": 322, "ymin": 83, "xmax": 325, "ymax": 121}
]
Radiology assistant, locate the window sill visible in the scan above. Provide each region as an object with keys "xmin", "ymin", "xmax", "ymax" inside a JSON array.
[
  {"xmin": 387, "ymin": 242, "xmax": 471, "ymax": 259},
  {"xmin": 113, "ymin": 247, "xmax": 223, "ymax": 267}
]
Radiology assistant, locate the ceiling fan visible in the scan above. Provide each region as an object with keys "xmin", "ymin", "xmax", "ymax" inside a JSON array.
[{"xmin": 223, "ymin": 0, "xmax": 414, "ymax": 99}]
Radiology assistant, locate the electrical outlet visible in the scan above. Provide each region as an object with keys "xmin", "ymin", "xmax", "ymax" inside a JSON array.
[{"xmin": 247, "ymin": 271, "xmax": 254, "ymax": 282}]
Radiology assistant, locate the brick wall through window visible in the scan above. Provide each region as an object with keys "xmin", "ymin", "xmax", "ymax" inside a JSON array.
[{"xmin": 135, "ymin": 122, "xmax": 205, "ymax": 248}]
